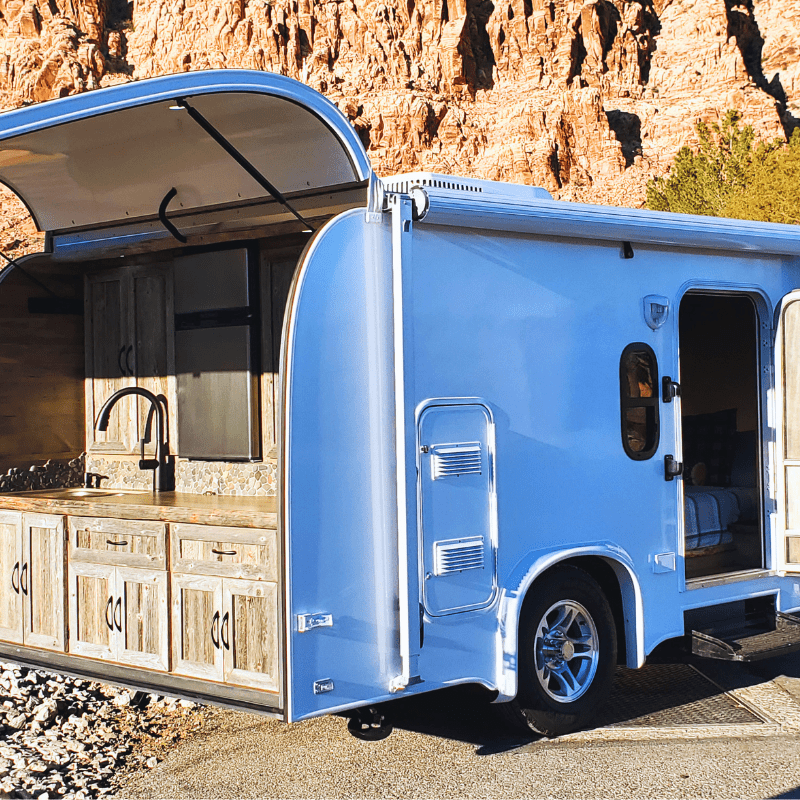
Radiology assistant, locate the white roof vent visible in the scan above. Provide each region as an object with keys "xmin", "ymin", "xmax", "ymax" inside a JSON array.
[{"xmin": 382, "ymin": 172, "xmax": 553, "ymax": 202}]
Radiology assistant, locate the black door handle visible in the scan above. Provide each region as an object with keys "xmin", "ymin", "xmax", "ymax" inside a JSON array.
[
  {"xmin": 221, "ymin": 612, "xmax": 230, "ymax": 650},
  {"xmin": 665, "ymin": 454, "xmax": 683, "ymax": 481},
  {"xmin": 114, "ymin": 597, "xmax": 122, "ymax": 632},
  {"xmin": 105, "ymin": 596, "xmax": 114, "ymax": 631},
  {"xmin": 20, "ymin": 563, "xmax": 28, "ymax": 596},
  {"xmin": 211, "ymin": 610, "xmax": 220, "ymax": 649},
  {"xmin": 11, "ymin": 562, "xmax": 19, "ymax": 595},
  {"xmin": 118, "ymin": 346, "xmax": 127, "ymax": 377}
]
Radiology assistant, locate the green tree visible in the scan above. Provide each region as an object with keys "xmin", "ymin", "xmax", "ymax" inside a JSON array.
[{"xmin": 646, "ymin": 110, "xmax": 800, "ymax": 224}]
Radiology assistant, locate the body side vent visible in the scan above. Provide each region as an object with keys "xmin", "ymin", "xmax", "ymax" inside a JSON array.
[
  {"xmin": 431, "ymin": 442, "xmax": 482, "ymax": 479},
  {"xmin": 434, "ymin": 537, "xmax": 485, "ymax": 576}
]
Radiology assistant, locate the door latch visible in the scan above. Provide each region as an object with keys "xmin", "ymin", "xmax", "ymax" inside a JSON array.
[
  {"xmin": 664, "ymin": 454, "xmax": 683, "ymax": 481},
  {"xmin": 662, "ymin": 376, "xmax": 681, "ymax": 403},
  {"xmin": 297, "ymin": 613, "xmax": 333, "ymax": 632}
]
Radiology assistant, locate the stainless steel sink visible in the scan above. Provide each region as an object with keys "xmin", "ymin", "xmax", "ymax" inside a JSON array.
[{"xmin": 22, "ymin": 488, "xmax": 147, "ymax": 500}]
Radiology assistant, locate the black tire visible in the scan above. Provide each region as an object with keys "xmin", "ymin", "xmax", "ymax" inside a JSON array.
[{"xmin": 500, "ymin": 565, "xmax": 617, "ymax": 737}]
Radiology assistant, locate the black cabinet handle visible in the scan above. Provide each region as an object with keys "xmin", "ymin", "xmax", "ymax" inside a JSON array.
[
  {"xmin": 105, "ymin": 597, "xmax": 114, "ymax": 631},
  {"xmin": 11, "ymin": 562, "xmax": 19, "ymax": 595},
  {"xmin": 20, "ymin": 563, "xmax": 28, "ymax": 596},
  {"xmin": 118, "ymin": 346, "xmax": 127, "ymax": 377},
  {"xmin": 211, "ymin": 610, "xmax": 220, "ymax": 649},
  {"xmin": 126, "ymin": 345, "xmax": 134, "ymax": 377},
  {"xmin": 211, "ymin": 549, "xmax": 237, "ymax": 556},
  {"xmin": 221, "ymin": 612, "xmax": 230, "ymax": 650},
  {"xmin": 106, "ymin": 539, "xmax": 129, "ymax": 547},
  {"xmin": 114, "ymin": 597, "xmax": 122, "ymax": 632}
]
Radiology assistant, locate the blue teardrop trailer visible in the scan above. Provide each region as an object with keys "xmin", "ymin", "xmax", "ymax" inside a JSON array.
[{"xmin": 0, "ymin": 70, "xmax": 800, "ymax": 738}]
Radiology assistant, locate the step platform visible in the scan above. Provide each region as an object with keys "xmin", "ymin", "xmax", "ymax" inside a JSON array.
[{"xmin": 691, "ymin": 611, "xmax": 800, "ymax": 661}]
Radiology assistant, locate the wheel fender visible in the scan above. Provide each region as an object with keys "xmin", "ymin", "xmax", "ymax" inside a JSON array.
[{"xmin": 494, "ymin": 543, "xmax": 645, "ymax": 702}]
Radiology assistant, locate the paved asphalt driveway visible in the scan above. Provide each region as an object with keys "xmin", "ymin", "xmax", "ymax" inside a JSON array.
[{"xmin": 116, "ymin": 653, "xmax": 800, "ymax": 799}]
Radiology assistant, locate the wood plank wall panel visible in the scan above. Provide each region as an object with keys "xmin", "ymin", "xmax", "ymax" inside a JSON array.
[{"xmin": 0, "ymin": 260, "xmax": 84, "ymax": 472}]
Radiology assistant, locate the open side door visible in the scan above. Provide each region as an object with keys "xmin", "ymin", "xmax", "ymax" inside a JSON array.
[{"xmin": 775, "ymin": 290, "xmax": 800, "ymax": 572}]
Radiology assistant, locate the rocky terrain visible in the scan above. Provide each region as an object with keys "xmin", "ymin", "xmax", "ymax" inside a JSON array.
[
  {"xmin": 0, "ymin": 0, "xmax": 797, "ymax": 248},
  {"xmin": 0, "ymin": 662, "xmax": 207, "ymax": 797}
]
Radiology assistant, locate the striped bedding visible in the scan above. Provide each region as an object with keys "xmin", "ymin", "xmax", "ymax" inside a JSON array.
[{"xmin": 683, "ymin": 485, "xmax": 758, "ymax": 550}]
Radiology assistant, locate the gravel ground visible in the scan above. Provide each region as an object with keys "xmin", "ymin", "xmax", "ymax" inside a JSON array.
[{"xmin": 0, "ymin": 663, "xmax": 208, "ymax": 798}]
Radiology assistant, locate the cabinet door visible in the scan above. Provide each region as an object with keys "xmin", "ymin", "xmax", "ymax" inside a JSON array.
[
  {"xmin": 0, "ymin": 512, "xmax": 23, "ymax": 644},
  {"xmin": 223, "ymin": 579, "xmax": 279, "ymax": 692},
  {"xmin": 117, "ymin": 567, "xmax": 169, "ymax": 671},
  {"xmin": 171, "ymin": 573, "xmax": 223, "ymax": 681},
  {"xmin": 68, "ymin": 561, "xmax": 115, "ymax": 660},
  {"xmin": 23, "ymin": 514, "xmax": 65, "ymax": 651},
  {"xmin": 85, "ymin": 270, "xmax": 135, "ymax": 453},
  {"xmin": 131, "ymin": 267, "xmax": 176, "ymax": 454}
]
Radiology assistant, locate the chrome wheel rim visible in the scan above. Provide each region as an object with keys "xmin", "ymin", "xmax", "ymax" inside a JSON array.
[{"xmin": 534, "ymin": 600, "xmax": 600, "ymax": 703}]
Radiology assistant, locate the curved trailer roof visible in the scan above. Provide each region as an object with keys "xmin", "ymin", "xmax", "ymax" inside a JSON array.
[{"xmin": 0, "ymin": 70, "xmax": 373, "ymax": 234}]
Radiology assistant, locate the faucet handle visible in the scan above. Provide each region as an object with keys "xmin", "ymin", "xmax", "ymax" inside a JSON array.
[
  {"xmin": 138, "ymin": 437, "xmax": 159, "ymax": 471},
  {"xmin": 83, "ymin": 472, "xmax": 103, "ymax": 489}
]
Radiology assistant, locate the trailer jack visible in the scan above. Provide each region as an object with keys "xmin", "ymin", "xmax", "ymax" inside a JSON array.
[{"xmin": 346, "ymin": 707, "xmax": 393, "ymax": 741}]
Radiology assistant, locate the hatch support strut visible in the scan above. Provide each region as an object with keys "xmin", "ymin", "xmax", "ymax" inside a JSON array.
[{"xmin": 171, "ymin": 97, "xmax": 317, "ymax": 232}]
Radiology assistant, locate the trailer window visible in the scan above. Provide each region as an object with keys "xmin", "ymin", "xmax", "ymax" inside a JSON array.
[{"xmin": 620, "ymin": 343, "xmax": 659, "ymax": 460}]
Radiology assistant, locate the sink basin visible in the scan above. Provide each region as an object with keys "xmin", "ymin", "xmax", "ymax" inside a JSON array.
[{"xmin": 21, "ymin": 488, "xmax": 147, "ymax": 500}]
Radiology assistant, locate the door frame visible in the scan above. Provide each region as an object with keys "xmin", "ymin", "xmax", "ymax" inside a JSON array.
[{"xmin": 672, "ymin": 282, "xmax": 772, "ymax": 590}]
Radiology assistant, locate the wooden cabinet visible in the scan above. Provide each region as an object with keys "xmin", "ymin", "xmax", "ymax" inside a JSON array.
[
  {"xmin": 171, "ymin": 524, "xmax": 280, "ymax": 692},
  {"xmin": 0, "ymin": 511, "xmax": 65, "ymax": 651},
  {"xmin": 85, "ymin": 265, "xmax": 175, "ymax": 454},
  {"xmin": 68, "ymin": 518, "xmax": 168, "ymax": 670},
  {"xmin": 0, "ymin": 508, "xmax": 280, "ymax": 694}
]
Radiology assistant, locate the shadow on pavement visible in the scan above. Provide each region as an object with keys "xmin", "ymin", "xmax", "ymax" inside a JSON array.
[{"xmin": 374, "ymin": 648, "xmax": 800, "ymax": 755}]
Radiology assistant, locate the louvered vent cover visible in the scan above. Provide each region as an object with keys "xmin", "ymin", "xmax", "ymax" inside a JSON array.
[
  {"xmin": 434, "ymin": 537, "xmax": 485, "ymax": 576},
  {"xmin": 432, "ymin": 443, "xmax": 482, "ymax": 479}
]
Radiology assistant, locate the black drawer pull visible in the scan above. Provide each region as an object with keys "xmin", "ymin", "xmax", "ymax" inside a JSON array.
[
  {"xmin": 211, "ymin": 549, "xmax": 237, "ymax": 556},
  {"xmin": 106, "ymin": 539, "xmax": 129, "ymax": 547},
  {"xmin": 11, "ymin": 562, "xmax": 19, "ymax": 594}
]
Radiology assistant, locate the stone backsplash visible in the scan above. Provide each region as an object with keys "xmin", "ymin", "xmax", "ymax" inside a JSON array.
[
  {"xmin": 0, "ymin": 456, "xmax": 86, "ymax": 493},
  {"xmin": 86, "ymin": 456, "xmax": 277, "ymax": 496}
]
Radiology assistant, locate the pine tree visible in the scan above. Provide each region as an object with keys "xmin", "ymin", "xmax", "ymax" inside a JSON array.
[{"xmin": 645, "ymin": 110, "xmax": 800, "ymax": 224}]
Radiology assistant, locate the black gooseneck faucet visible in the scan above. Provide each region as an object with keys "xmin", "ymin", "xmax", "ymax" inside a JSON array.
[{"xmin": 95, "ymin": 387, "xmax": 174, "ymax": 492}]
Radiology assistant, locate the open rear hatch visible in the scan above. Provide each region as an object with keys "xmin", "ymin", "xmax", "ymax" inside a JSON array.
[{"xmin": 0, "ymin": 70, "xmax": 375, "ymax": 256}]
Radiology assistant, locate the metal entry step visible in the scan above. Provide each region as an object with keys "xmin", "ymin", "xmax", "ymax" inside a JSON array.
[{"xmin": 691, "ymin": 611, "xmax": 800, "ymax": 661}]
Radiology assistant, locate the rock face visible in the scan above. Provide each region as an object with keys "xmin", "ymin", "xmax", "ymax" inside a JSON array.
[{"xmin": 0, "ymin": 0, "xmax": 796, "ymax": 235}]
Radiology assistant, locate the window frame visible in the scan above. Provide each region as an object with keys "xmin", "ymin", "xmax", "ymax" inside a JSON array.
[{"xmin": 620, "ymin": 342, "xmax": 660, "ymax": 461}]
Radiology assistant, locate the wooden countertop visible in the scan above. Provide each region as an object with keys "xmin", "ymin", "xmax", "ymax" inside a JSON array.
[{"xmin": 0, "ymin": 491, "xmax": 278, "ymax": 530}]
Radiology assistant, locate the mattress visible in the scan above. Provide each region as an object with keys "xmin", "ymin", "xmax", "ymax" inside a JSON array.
[{"xmin": 684, "ymin": 486, "xmax": 740, "ymax": 550}]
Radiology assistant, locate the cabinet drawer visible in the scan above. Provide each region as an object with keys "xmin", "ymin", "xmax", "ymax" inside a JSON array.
[
  {"xmin": 69, "ymin": 517, "xmax": 166, "ymax": 569},
  {"xmin": 171, "ymin": 524, "xmax": 277, "ymax": 581}
]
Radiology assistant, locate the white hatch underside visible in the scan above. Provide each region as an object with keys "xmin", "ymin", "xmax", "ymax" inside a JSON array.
[{"xmin": 0, "ymin": 71, "xmax": 372, "ymax": 233}]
